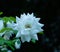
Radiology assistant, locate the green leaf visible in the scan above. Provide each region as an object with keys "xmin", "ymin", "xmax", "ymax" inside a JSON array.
[
  {"xmin": 0, "ymin": 28, "xmax": 13, "ymax": 33},
  {"xmin": 39, "ymin": 31, "xmax": 44, "ymax": 35},
  {"xmin": 9, "ymin": 17, "xmax": 16, "ymax": 22},
  {"xmin": 0, "ymin": 37, "xmax": 15, "ymax": 51},
  {"xmin": 2, "ymin": 17, "xmax": 16, "ymax": 27},
  {"xmin": 2, "ymin": 17, "xmax": 9, "ymax": 23},
  {"xmin": 5, "ymin": 40, "xmax": 15, "ymax": 51},
  {"xmin": 0, "ymin": 27, "xmax": 18, "ymax": 35},
  {"xmin": 2, "ymin": 16, "xmax": 16, "ymax": 23},
  {"xmin": 6, "ymin": 43, "xmax": 15, "ymax": 51},
  {"xmin": 0, "ymin": 37, "xmax": 6, "ymax": 45},
  {"xmin": 31, "ymin": 39, "xmax": 36, "ymax": 43},
  {"xmin": 0, "ymin": 12, "xmax": 3, "ymax": 15}
]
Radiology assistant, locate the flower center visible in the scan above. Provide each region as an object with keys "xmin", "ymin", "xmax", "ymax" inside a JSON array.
[{"xmin": 25, "ymin": 24, "xmax": 31, "ymax": 28}]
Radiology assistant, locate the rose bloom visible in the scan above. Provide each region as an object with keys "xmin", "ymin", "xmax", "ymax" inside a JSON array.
[{"xmin": 14, "ymin": 13, "xmax": 44, "ymax": 43}]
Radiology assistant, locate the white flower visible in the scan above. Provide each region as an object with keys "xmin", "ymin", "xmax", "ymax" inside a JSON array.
[
  {"xmin": 3, "ymin": 31, "xmax": 13, "ymax": 40},
  {"xmin": 1, "ymin": 48, "xmax": 12, "ymax": 52},
  {"xmin": 1, "ymin": 48, "xmax": 7, "ymax": 51},
  {"xmin": 0, "ymin": 20, "xmax": 5, "ymax": 36},
  {"xmin": 15, "ymin": 39, "xmax": 21, "ymax": 49},
  {"xmin": 0, "ymin": 20, "xmax": 4, "ymax": 30},
  {"xmin": 3, "ymin": 21, "xmax": 14, "ymax": 40},
  {"xmin": 7, "ymin": 21, "xmax": 16, "ymax": 30},
  {"xmin": 15, "ymin": 13, "xmax": 44, "ymax": 42},
  {"xmin": 0, "ymin": 46, "xmax": 3, "ymax": 48},
  {"xmin": 7, "ymin": 50, "xmax": 12, "ymax": 52}
]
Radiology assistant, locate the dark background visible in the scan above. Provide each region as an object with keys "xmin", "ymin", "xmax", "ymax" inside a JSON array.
[{"xmin": 0, "ymin": 0, "xmax": 60, "ymax": 52}]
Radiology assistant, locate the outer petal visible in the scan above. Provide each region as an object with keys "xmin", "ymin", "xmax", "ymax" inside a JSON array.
[
  {"xmin": 21, "ymin": 36, "xmax": 26, "ymax": 42},
  {"xmin": 0, "ymin": 46, "xmax": 3, "ymax": 48},
  {"xmin": 7, "ymin": 21, "xmax": 12, "ymax": 27},
  {"xmin": 21, "ymin": 35, "xmax": 31, "ymax": 43},
  {"xmin": 24, "ymin": 35, "xmax": 31, "ymax": 42},
  {"xmin": 31, "ymin": 29, "xmax": 39, "ymax": 34},
  {"xmin": 4, "ymin": 31, "xmax": 13, "ymax": 40},
  {"xmin": 38, "ymin": 23, "xmax": 44, "ymax": 27},
  {"xmin": 16, "ymin": 16, "xmax": 20, "ymax": 23},
  {"xmin": 36, "ymin": 18, "xmax": 40, "ymax": 22},
  {"xmin": 7, "ymin": 50, "xmax": 12, "ymax": 52},
  {"xmin": 16, "ymin": 31, "xmax": 21, "ymax": 38},
  {"xmin": 7, "ymin": 21, "xmax": 16, "ymax": 30},
  {"xmin": 0, "ymin": 20, "xmax": 4, "ymax": 30},
  {"xmin": 20, "ymin": 13, "xmax": 26, "ymax": 19},
  {"xmin": 15, "ymin": 40, "xmax": 21, "ymax": 49},
  {"xmin": 1, "ymin": 48, "xmax": 7, "ymax": 51},
  {"xmin": 31, "ymin": 34, "xmax": 38, "ymax": 40},
  {"xmin": 31, "ymin": 13, "xmax": 34, "ymax": 16},
  {"xmin": 20, "ymin": 29, "xmax": 30, "ymax": 35}
]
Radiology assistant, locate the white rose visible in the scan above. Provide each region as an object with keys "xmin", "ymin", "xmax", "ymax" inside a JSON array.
[{"xmin": 15, "ymin": 13, "xmax": 44, "ymax": 42}]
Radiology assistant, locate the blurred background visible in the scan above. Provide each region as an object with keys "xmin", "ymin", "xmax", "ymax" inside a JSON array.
[{"xmin": 0, "ymin": 0, "xmax": 60, "ymax": 52}]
